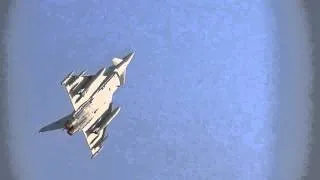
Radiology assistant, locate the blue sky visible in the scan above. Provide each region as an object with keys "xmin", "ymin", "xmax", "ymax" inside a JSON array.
[{"xmin": 6, "ymin": 1, "xmax": 313, "ymax": 180}]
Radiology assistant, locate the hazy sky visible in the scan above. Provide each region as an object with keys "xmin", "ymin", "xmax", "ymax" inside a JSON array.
[{"xmin": 6, "ymin": 1, "xmax": 314, "ymax": 180}]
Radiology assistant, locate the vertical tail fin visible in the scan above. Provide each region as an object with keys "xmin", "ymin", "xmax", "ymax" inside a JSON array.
[{"xmin": 39, "ymin": 113, "xmax": 73, "ymax": 133}]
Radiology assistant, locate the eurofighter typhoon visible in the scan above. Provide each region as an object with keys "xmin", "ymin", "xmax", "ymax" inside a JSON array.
[{"xmin": 39, "ymin": 52, "xmax": 135, "ymax": 158}]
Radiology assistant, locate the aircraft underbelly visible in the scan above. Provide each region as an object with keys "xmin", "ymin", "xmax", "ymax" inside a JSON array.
[
  {"xmin": 81, "ymin": 89, "xmax": 112, "ymax": 131},
  {"xmin": 39, "ymin": 52, "xmax": 135, "ymax": 158},
  {"xmin": 106, "ymin": 74, "xmax": 121, "ymax": 94}
]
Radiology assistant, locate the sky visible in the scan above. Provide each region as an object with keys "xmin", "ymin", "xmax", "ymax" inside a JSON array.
[{"xmin": 4, "ymin": 0, "xmax": 315, "ymax": 180}]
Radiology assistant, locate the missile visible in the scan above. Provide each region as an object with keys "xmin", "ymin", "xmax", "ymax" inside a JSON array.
[
  {"xmin": 69, "ymin": 71, "xmax": 87, "ymax": 93},
  {"xmin": 61, "ymin": 72, "xmax": 74, "ymax": 85},
  {"xmin": 74, "ymin": 94, "xmax": 82, "ymax": 103},
  {"xmin": 79, "ymin": 70, "xmax": 87, "ymax": 76},
  {"xmin": 97, "ymin": 68, "xmax": 106, "ymax": 76},
  {"xmin": 92, "ymin": 107, "xmax": 120, "ymax": 134},
  {"xmin": 87, "ymin": 103, "xmax": 113, "ymax": 134},
  {"xmin": 73, "ymin": 70, "xmax": 87, "ymax": 83},
  {"xmin": 91, "ymin": 133, "xmax": 108, "ymax": 150}
]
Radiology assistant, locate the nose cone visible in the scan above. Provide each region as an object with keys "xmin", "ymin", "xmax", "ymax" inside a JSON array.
[
  {"xmin": 123, "ymin": 52, "xmax": 135, "ymax": 64},
  {"xmin": 114, "ymin": 52, "xmax": 135, "ymax": 75}
]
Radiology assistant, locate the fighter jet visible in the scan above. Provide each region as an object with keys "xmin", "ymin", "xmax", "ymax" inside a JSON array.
[{"xmin": 39, "ymin": 52, "xmax": 135, "ymax": 158}]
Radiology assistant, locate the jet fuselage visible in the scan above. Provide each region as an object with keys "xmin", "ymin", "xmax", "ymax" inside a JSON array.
[
  {"xmin": 39, "ymin": 52, "xmax": 134, "ymax": 158},
  {"xmin": 64, "ymin": 68, "xmax": 123, "ymax": 135}
]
